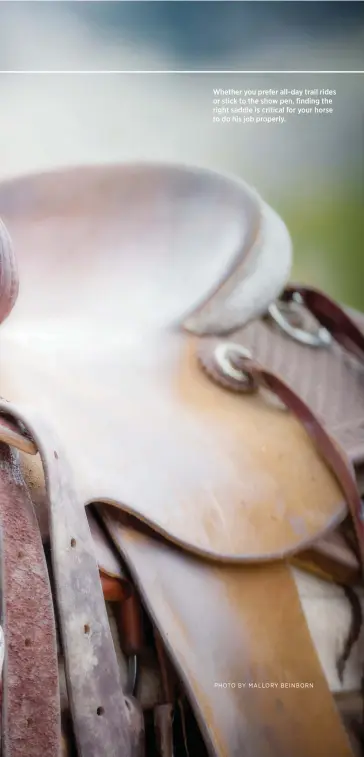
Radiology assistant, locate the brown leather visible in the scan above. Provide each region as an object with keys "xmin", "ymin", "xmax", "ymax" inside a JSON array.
[
  {"xmin": 198, "ymin": 340, "xmax": 364, "ymax": 579},
  {"xmin": 101, "ymin": 507, "xmax": 354, "ymax": 757},
  {"xmin": 87, "ymin": 511, "xmax": 126, "ymax": 576},
  {"xmin": 0, "ymin": 165, "xmax": 361, "ymax": 756},
  {"xmin": 282, "ymin": 286, "xmax": 364, "ymax": 363},
  {"xmin": 230, "ymin": 307, "xmax": 364, "ymax": 465},
  {"xmin": 100, "ymin": 574, "xmax": 131, "ymax": 603},
  {"xmin": 117, "ymin": 593, "xmax": 145, "ymax": 658},
  {"xmin": 335, "ymin": 692, "xmax": 364, "ymax": 757},
  {"xmin": 0, "ymin": 414, "xmax": 133, "ymax": 757},
  {"xmin": 219, "ymin": 294, "xmax": 364, "ymax": 580},
  {"xmin": 292, "ymin": 530, "xmax": 360, "ymax": 585},
  {"xmin": 0, "ymin": 443, "xmax": 60, "ymax": 757},
  {"xmin": 259, "ymin": 365, "xmax": 364, "ymax": 569},
  {"xmin": 0, "ymin": 165, "xmax": 345, "ymax": 561},
  {"xmin": 275, "ymin": 287, "xmax": 364, "ymax": 572}
]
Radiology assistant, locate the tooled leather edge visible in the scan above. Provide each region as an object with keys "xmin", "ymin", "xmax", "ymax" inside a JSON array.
[{"xmin": 0, "ymin": 443, "xmax": 61, "ymax": 757}]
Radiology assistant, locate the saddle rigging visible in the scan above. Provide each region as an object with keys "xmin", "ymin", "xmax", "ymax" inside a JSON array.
[{"xmin": 0, "ymin": 163, "xmax": 363, "ymax": 757}]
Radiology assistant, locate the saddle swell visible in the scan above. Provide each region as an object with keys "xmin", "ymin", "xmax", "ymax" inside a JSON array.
[{"xmin": 0, "ymin": 164, "xmax": 362, "ymax": 757}]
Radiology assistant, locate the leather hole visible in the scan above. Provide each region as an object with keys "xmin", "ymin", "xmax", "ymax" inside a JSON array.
[
  {"xmin": 53, "ymin": 450, "xmax": 58, "ymax": 459},
  {"xmin": 26, "ymin": 717, "xmax": 33, "ymax": 727},
  {"xmin": 24, "ymin": 638, "xmax": 31, "ymax": 647},
  {"xmin": 96, "ymin": 707, "xmax": 104, "ymax": 716},
  {"xmin": 70, "ymin": 538, "xmax": 76, "ymax": 548},
  {"xmin": 18, "ymin": 550, "xmax": 24, "ymax": 559},
  {"xmin": 84, "ymin": 624, "xmax": 90, "ymax": 635}
]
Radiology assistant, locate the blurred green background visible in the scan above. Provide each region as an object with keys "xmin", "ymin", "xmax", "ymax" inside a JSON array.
[
  {"xmin": 274, "ymin": 185, "xmax": 364, "ymax": 307},
  {"xmin": 0, "ymin": 1, "xmax": 363, "ymax": 309}
]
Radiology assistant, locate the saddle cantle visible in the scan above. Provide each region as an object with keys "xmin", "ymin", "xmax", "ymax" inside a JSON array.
[{"xmin": 0, "ymin": 163, "xmax": 362, "ymax": 757}]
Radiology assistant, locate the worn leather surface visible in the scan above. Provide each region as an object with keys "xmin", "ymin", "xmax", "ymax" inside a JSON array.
[
  {"xmin": 101, "ymin": 507, "xmax": 354, "ymax": 757},
  {"xmin": 1, "ymin": 408, "xmax": 133, "ymax": 757},
  {"xmin": 88, "ymin": 510, "xmax": 127, "ymax": 580},
  {"xmin": 237, "ymin": 307, "xmax": 364, "ymax": 465},
  {"xmin": 0, "ymin": 165, "xmax": 346, "ymax": 560},
  {"xmin": 0, "ymin": 164, "xmax": 361, "ymax": 757},
  {"xmin": 293, "ymin": 529, "xmax": 360, "ymax": 585},
  {"xmin": 198, "ymin": 338, "xmax": 364, "ymax": 573},
  {"xmin": 228, "ymin": 291, "xmax": 364, "ymax": 578},
  {"xmin": 1, "ymin": 415, "xmax": 359, "ymax": 756},
  {"xmin": 0, "ymin": 443, "xmax": 60, "ymax": 757}
]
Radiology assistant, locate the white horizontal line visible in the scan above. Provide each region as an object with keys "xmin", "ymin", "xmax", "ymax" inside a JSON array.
[{"xmin": 0, "ymin": 70, "xmax": 363, "ymax": 75}]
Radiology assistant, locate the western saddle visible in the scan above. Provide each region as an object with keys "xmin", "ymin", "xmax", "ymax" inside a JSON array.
[{"xmin": 0, "ymin": 163, "xmax": 363, "ymax": 757}]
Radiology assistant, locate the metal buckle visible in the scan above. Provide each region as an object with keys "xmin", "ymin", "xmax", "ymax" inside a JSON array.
[
  {"xmin": 268, "ymin": 292, "xmax": 332, "ymax": 348},
  {"xmin": 214, "ymin": 343, "xmax": 256, "ymax": 392}
]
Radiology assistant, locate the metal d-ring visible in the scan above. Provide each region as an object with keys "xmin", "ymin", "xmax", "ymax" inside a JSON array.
[
  {"xmin": 268, "ymin": 293, "xmax": 332, "ymax": 348},
  {"xmin": 214, "ymin": 343, "xmax": 256, "ymax": 391}
]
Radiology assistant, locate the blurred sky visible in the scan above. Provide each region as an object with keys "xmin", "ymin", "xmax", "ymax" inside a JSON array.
[{"xmin": 0, "ymin": 1, "xmax": 363, "ymax": 304}]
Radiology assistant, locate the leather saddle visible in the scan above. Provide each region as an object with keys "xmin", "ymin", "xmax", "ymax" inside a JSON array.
[{"xmin": 0, "ymin": 163, "xmax": 363, "ymax": 757}]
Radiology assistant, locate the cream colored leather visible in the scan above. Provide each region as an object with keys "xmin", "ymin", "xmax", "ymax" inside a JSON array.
[{"xmin": 0, "ymin": 164, "xmax": 345, "ymax": 560}]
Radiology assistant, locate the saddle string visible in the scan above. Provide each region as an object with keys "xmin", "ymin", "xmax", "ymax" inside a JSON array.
[
  {"xmin": 280, "ymin": 285, "xmax": 364, "ymax": 563},
  {"xmin": 200, "ymin": 287, "xmax": 364, "ymax": 571},
  {"xmin": 283, "ymin": 286, "xmax": 364, "ymax": 707},
  {"xmin": 199, "ymin": 340, "xmax": 364, "ymax": 578}
]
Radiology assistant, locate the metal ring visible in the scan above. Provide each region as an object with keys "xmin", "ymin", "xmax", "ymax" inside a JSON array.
[
  {"xmin": 127, "ymin": 654, "xmax": 138, "ymax": 697},
  {"xmin": 268, "ymin": 300, "xmax": 332, "ymax": 348},
  {"xmin": 214, "ymin": 343, "xmax": 255, "ymax": 388}
]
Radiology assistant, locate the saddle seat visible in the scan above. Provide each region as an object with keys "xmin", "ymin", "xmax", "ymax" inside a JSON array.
[{"xmin": 0, "ymin": 163, "xmax": 346, "ymax": 560}]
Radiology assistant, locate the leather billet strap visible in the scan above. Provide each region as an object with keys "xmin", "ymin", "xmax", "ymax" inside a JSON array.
[
  {"xmin": 0, "ymin": 410, "xmax": 132, "ymax": 757},
  {"xmin": 0, "ymin": 442, "xmax": 60, "ymax": 757},
  {"xmin": 198, "ymin": 340, "xmax": 364, "ymax": 579}
]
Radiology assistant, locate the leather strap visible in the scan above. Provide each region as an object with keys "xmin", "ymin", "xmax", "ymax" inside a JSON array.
[
  {"xmin": 199, "ymin": 285, "xmax": 364, "ymax": 577},
  {"xmin": 282, "ymin": 285, "xmax": 364, "ymax": 362},
  {"xmin": 252, "ymin": 365, "xmax": 364, "ymax": 572},
  {"xmin": 198, "ymin": 326, "xmax": 364, "ymax": 578},
  {"xmin": 0, "ymin": 409, "xmax": 132, "ymax": 757},
  {"xmin": 102, "ymin": 507, "xmax": 355, "ymax": 757},
  {"xmin": 0, "ymin": 442, "xmax": 60, "ymax": 757}
]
